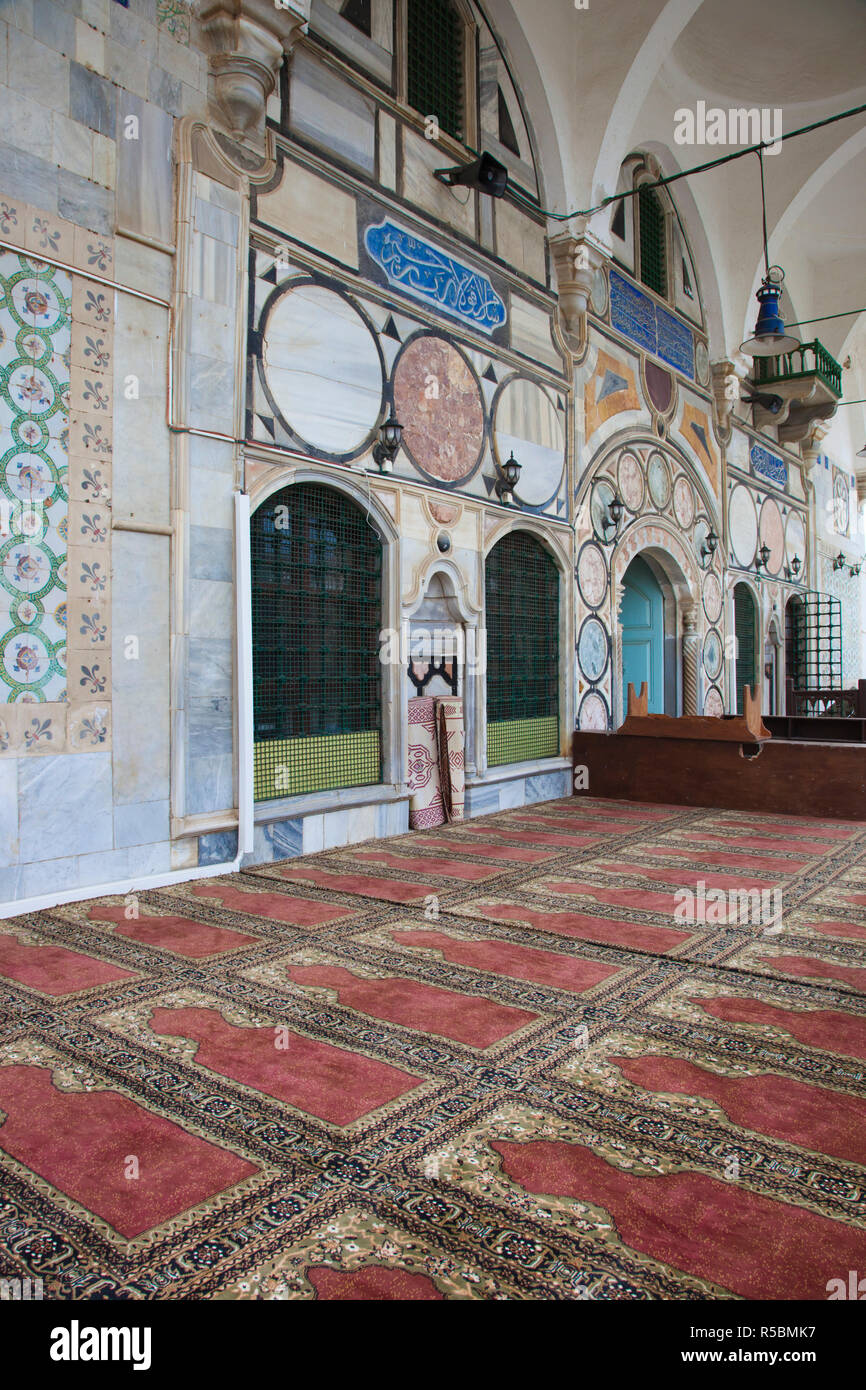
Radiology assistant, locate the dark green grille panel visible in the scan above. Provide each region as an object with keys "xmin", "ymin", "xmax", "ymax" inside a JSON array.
[
  {"xmin": 407, "ymin": 0, "xmax": 464, "ymax": 142},
  {"xmin": 486, "ymin": 532, "xmax": 559, "ymax": 765},
  {"xmin": 251, "ymin": 483, "xmax": 383, "ymax": 801},
  {"xmin": 638, "ymin": 186, "xmax": 667, "ymax": 298},
  {"xmin": 734, "ymin": 582, "xmax": 757, "ymax": 715}
]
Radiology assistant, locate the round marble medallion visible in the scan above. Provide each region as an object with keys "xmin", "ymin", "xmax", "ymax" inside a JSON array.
[
  {"xmin": 673, "ymin": 474, "xmax": 695, "ymax": 529},
  {"xmin": 695, "ymin": 339, "xmax": 710, "ymax": 387},
  {"xmin": 578, "ymin": 615, "xmax": 610, "ymax": 683},
  {"xmin": 578, "ymin": 690, "xmax": 609, "ymax": 731},
  {"xmin": 759, "ymin": 496, "xmax": 784, "ymax": 575},
  {"xmin": 494, "ymin": 376, "xmax": 565, "ymax": 506},
  {"xmin": 590, "ymin": 477, "xmax": 618, "ymax": 543},
  {"xmin": 647, "ymin": 451, "xmax": 671, "ymax": 510},
  {"xmin": 577, "ymin": 540, "xmax": 608, "ymax": 609},
  {"xmin": 784, "ymin": 510, "xmax": 806, "ymax": 573},
  {"xmin": 589, "ymin": 267, "xmax": 608, "ymax": 316},
  {"xmin": 393, "ymin": 335, "xmax": 485, "ymax": 483},
  {"xmin": 729, "ymin": 484, "xmax": 758, "ymax": 568},
  {"xmin": 834, "ymin": 472, "xmax": 850, "ymax": 535},
  {"xmin": 704, "ymin": 685, "xmax": 724, "ymax": 717},
  {"xmin": 702, "ymin": 569, "xmax": 723, "ymax": 624},
  {"xmin": 702, "ymin": 628, "xmax": 723, "ymax": 680},
  {"xmin": 617, "ymin": 450, "xmax": 644, "ymax": 513},
  {"xmin": 262, "ymin": 283, "xmax": 384, "ymax": 456}
]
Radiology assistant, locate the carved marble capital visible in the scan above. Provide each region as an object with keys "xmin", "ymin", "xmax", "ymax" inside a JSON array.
[
  {"xmin": 710, "ymin": 359, "xmax": 743, "ymax": 436},
  {"xmin": 549, "ymin": 231, "xmax": 607, "ymax": 341},
  {"xmin": 199, "ymin": 0, "xmax": 309, "ymax": 143}
]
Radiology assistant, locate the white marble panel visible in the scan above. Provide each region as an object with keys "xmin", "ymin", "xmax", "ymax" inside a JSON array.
[
  {"xmin": 19, "ymin": 751, "xmax": 113, "ymax": 860},
  {"xmin": 495, "ymin": 378, "xmax": 565, "ymax": 505},
  {"xmin": 290, "ymin": 49, "xmax": 376, "ymax": 175},
  {"xmin": 263, "ymin": 283, "xmax": 383, "ymax": 454}
]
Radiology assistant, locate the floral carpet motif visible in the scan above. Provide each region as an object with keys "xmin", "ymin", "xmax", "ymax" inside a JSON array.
[{"xmin": 1, "ymin": 796, "xmax": 865, "ymax": 1300}]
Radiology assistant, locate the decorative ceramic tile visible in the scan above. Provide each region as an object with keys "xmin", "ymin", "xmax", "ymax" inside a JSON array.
[
  {"xmin": 0, "ymin": 199, "xmax": 27, "ymax": 240},
  {"xmin": 73, "ymin": 649, "xmax": 110, "ymax": 698},
  {"xmin": 67, "ymin": 596, "xmax": 109, "ymax": 652},
  {"xmin": 68, "ymin": 409, "xmax": 113, "ymax": 462},
  {"xmin": 20, "ymin": 703, "xmax": 67, "ymax": 756},
  {"xmin": 71, "ymin": 278, "xmax": 114, "ymax": 331},
  {"xmin": 73, "ymin": 226, "xmax": 114, "ymax": 279},
  {"xmin": 69, "ymin": 363, "xmax": 112, "ymax": 417},
  {"xmin": 24, "ymin": 209, "xmax": 76, "ymax": 265},
  {"xmin": 68, "ymin": 701, "xmax": 111, "ymax": 750},
  {"xmin": 157, "ymin": 0, "xmax": 191, "ymax": 44},
  {"xmin": 70, "ymin": 325, "xmax": 113, "ymax": 376},
  {"xmin": 68, "ymin": 500, "xmax": 110, "ymax": 549},
  {"xmin": 0, "ymin": 249, "xmax": 72, "ymax": 705},
  {"xmin": 67, "ymin": 546, "xmax": 110, "ymax": 600}
]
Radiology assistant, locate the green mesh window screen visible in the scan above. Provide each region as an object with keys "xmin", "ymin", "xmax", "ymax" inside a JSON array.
[
  {"xmin": 638, "ymin": 185, "xmax": 667, "ymax": 298},
  {"xmin": 407, "ymin": 0, "xmax": 464, "ymax": 142},
  {"xmin": 251, "ymin": 483, "xmax": 383, "ymax": 801},
  {"xmin": 486, "ymin": 531, "xmax": 560, "ymax": 765},
  {"xmin": 734, "ymin": 582, "xmax": 757, "ymax": 716}
]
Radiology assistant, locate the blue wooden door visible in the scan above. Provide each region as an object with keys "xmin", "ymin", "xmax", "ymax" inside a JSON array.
[{"xmin": 621, "ymin": 556, "xmax": 665, "ymax": 714}]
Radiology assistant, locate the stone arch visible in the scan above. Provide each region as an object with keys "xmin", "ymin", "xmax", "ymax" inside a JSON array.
[
  {"xmin": 611, "ymin": 514, "xmax": 702, "ymax": 725},
  {"xmin": 247, "ymin": 465, "xmax": 404, "ymax": 794}
]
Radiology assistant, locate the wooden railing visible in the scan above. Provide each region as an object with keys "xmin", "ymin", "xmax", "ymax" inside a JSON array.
[
  {"xmin": 754, "ymin": 338, "xmax": 843, "ymax": 397},
  {"xmin": 785, "ymin": 678, "xmax": 866, "ymax": 718}
]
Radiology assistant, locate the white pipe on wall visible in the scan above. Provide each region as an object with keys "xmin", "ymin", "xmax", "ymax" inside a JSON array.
[{"xmin": 235, "ymin": 490, "xmax": 255, "ymax": 857}]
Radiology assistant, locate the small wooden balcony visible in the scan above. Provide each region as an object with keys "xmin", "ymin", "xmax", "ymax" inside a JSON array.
[{"xmin": 750, "ymin": 338, "xmax": 843, "ymax": 443}]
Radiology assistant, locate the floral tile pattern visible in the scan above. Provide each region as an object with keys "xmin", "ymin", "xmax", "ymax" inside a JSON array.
[
  {"xmin": 156, "ymin": 0, "xmax": 191, "ymax": 45},
  {"xmin": 0, "ymin": 250, "xmax": 72, "ymax": 704},
  {"xmin": 0, "ymin": 195, "xmax": 114, "ymax": 754}
]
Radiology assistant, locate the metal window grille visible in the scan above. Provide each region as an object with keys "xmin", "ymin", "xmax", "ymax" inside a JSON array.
[
  {"xmin": 486, "ymin": 531, "xmax": 559, "ymax": 765},
  {"xmin": 251, "ymin": 483, "xmax": 383, "ymax": 801},
  {"xmin": 407, "ymin": 0, "xmax": 464, "ymax": 143},
  {"xmin": 734, "ymin": 582, "xmax": 757, "ymax": 715},
  {"xmin": 638, "ymin": 186, "xmax": 667, "ymax": 298},
  {"xmin": 785, "ymin": 590, "xmax": 844, "ymax": 711}
]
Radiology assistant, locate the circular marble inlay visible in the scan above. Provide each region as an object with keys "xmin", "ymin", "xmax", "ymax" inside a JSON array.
[
  {"xmin": 702, "ymin": 569, "xmax": 723, "ymax": 624},
  {"xmin": 394, "ymin": 336, "xmax": 484, "ymax": 483},
  {"xmin": 695, "ymin": 340, "xmax": 710, "ymax": 386},
  {"xmin": 729, "ymin": 484, "xmax": 758, "ymax": 568},
  {"xmin": 785, "ymin": 510, "xmax": 806, "ymax": 571},
  {"xmin": 834, "ymin": 473, "xmax": 850, "ymax": 535},
  {"xmin": 759, "ymin": 496, "xmax": 784, "ymax": 574},
  {"xmin": 590, "ymin": 267, "xmax": 608, "ymax": 317},
  {"xmin": 673, "ymin": 474, "xmax": 695, "ymax": 529},
  {"xmin": 262, "ymin": 283, "xmax": 383, "ymax": 455},
  {"xmin": 577, "ymin": 540, "xmax": 608, "ymax": 609},
  {"xmin": 617, "ymin": 450, "xmax": 644, "ymax": 513},
  {"xmin": 590, "ymin": 477, "xmax": 618, "ymax": 542},
  {"xmin": 647, "ymin": 451, "xmax": 671, "ymax": 511},
  {"xmin": 578, "ymin": 615, "xmax": 610, "ymax": 683},
  {"xmin": 703, "ymin": 628, "xmax": 723, "ymax": 680},
  {"xmin": 494, "ymin": 376, "xmax": 565, "ymax": 506},
  {"xmin": 704, "ymin": 685, "xmax": 724, "ymax": 717},
  {"xmin": 578, "ymin": 690, "xmax": 609, "ymax": 731}
]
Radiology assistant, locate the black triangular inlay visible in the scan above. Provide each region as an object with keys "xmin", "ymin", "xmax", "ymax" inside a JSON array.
[
  {"xmin": 257, "ymin": 414, "xmax": 275, "ymax": 438},
  {"xmin": 340, "ymin": 0, "xmax": 371, "ymax": 37},
  {"xmin": 691, "ymin": 422, "xmax": 709, "ymax": 455},
  {"xmin": 611, "ymin": 200, "xmax": 626, "ymax": 243},
  {"xmin": 497, "ymin": 86, "xmax": 520, "ymax": 157},
  {"xmin": 556, "ymin": 497, "xmax": 566, "ymax": 514},
  {"xmin": 483, "ymin": 363, "xmax": 498, "ymax": 383},
  {"xmin": 261, "ymin": 264, "xmax": 278, "ymax": 284},
  {"xmin": 382, "ymin": 315, "xmax": 401, "ymax": 342},
  {"xmin": 483, "ymin": 473, "xmax": 497, "ymax": 496}
]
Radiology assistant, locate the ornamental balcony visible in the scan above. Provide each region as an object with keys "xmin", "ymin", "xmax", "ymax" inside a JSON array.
[{"xmin": 749, "ymin": 338, "xmax": 843, "ymax": 443}]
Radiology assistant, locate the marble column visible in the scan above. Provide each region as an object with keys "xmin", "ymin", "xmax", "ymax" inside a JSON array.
[{"xmin": 682, "ymin": 603, "xmax": 700, "ymax": 716}]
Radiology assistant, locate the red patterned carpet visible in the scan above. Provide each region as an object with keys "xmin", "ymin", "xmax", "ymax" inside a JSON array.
[{"xmin": 1, "ymin": 795, "xmax": 866, "ymax": 1300}]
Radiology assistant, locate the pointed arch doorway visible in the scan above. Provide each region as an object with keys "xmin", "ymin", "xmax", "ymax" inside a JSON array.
[{"xmin": 621, "ymin": 555, "xmax": 665, "ymax": 713}]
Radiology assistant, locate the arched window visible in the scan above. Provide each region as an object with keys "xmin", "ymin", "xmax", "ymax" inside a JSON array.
[
  {"xmin": 251, "ymin": 483, "xmax": 383, "ymax": 801},
  {"xmin": 486, "ymin": 531, "xmax": 559, "ymax": 765},
  {"xmin": 638, "ymin": 184, "xmax": 668, "ymax": 298},
  {"xmin": 406, "ymin": 0, "xmax": 465, "ymax": 142},
  {"xmin": 733, "ymin": 582, "xmax": 758, "ymax": 715}
]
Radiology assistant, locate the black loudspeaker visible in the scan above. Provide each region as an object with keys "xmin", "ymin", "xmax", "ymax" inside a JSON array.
[{"xmin": 435, "ymin": 152, "xmax": 508, "ymax": 199}]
